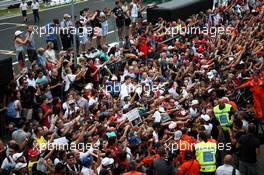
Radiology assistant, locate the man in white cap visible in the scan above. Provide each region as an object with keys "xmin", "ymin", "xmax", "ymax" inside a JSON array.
[
  {"xmin": 14, "ymin": 30, "xmax": 28, "ymax": 72},
  {"xmin": 189, "ymin": 99, "xmax": 200, "ymax": 118},
  {"xmin": 96, "ymin": 157, "xmax": 114, "ymax": 174},
  {"xmin": 105, "ymin": 74, "xmax": 121, "ymax": 98},
  {"xmin": 200, "ymin": 114, "xmax": 213, "ymax": 136},
  {"xmin": 60, "ymin": 14, "xmax": 73, "ymax": 50},
  {"xmin": 174, "ymin": 130, "xmax": 183, "ymax": 141},
  {"xmin": 14, "ymin": 162, "xmax": 28, "ymax": 174}
]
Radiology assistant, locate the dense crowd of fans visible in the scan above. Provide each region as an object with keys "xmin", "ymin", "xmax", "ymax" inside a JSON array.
[{"xmin": 0, "ymin": 0, "xmax": 264, "ymax": 175}]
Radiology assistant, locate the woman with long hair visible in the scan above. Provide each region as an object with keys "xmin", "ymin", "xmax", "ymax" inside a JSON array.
[{"xmin": 44, "ymin": 42, "xmax": 58, "ymax": 68}]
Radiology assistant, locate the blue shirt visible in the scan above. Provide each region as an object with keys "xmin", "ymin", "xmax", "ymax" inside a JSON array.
[
  {"xmin": 37, "ymin": 54, "xmax": 47, "ymax": 68},
  {"xmin": 45, "ymin": 23, "xmax": 57, "ymax": 41}
]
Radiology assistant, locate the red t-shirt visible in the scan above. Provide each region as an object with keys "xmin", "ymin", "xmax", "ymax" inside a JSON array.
[
  {"xmin": 40, "ymin": 104, "xmax": 51, "ymax": 128},
  {"xmin": 90, "ymin": 64, "xmax": 99, "ymax": 82},
  {"xmin": 138, "ymin": 43, "xmax": 149, "ymax": 58}
]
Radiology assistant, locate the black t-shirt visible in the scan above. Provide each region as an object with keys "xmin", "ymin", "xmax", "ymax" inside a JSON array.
[
  {"xmin": 211, "ymin": 116, "xmax": 221, "ymax": 140},
  {"xmin": 231, "ymin": 130, "xmax": 246, "ymax": 153},
  {"xmin": 238, "ymin": 134, "xmax": 260, "ymax": 163},
  {"xmin": 49, "ymin": 76, "xmax": 62, "ymax": 98},
  {"xmin": 112, "ymin": 6, "xmax": 124, "ymax": 19},
  {"xmin": 153, "ymin": 158, "xmax": 174, "ymax": 175},
  {"xmin": 92, "ymin": 16, "xmax": 101, "ymax": 28},
  {"xmin": 20, "ymin": 86, "xmax": 36, "ymax": 108},
  {"xmin": 85, "ymin": 65, "xmax": 95, "ymax": 84}
]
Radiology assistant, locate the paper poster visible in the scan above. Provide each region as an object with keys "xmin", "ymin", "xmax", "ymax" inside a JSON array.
[{"xmin": 126, "ymin": 108, "xmax": 142, "ymax": 127}]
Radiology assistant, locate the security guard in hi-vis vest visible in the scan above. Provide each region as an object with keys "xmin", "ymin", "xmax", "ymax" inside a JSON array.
[
  {"xmin": 195, "ymin": 132, "xmax": 217, "ymax": 175},
  {"xmin": 213, "ymin": 98, "xmax": 235, "ymax": 142}
]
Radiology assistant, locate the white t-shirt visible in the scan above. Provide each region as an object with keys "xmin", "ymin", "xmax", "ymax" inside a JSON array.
[
  {"xmin": 20, "ymin": 3, "xmax": 28, "ymax": 11},
  {"xmin": 153, "ymin": 131, "xmax": 159, "ymax": 143},
  {"xmin": 216, "ymin": 164, "xmax": 241, "ymax": 175},
  {"xmin": 131, "ymin": 3, "xmax": 138, "ymax": 18},
  {"xmin": 64, "ymin": 74, "xmax": 76, "ymax": 91},
  {"xmin": 214, "ymin": 13, "xmax": 221, "ymax": 26},
  {"xmin": 54, "ymin": 158, "xmax": 61, "ymax": 166},
  {"xmin": 1, "ymin": 156, "xmax": 16, "ymax": 171},
  {"xmin": 189, "ymin": 107, "xmax": 198, "ymax": 118},
  {"xmin": 153, "ymin": 111, "xmax": 161, "ymax": 123},
  {"xmin": 15, "ymin": 100, "xmax": 21, "ymax": 118},
  {"xmin": 81, "ymin": 167, "xmax": 95, "ymax": 175},
  {"xmin": 88, "ymin": 97, "xmax": 98, "ymax": 107},
  {"xmin": 44, "ymin": 49, "xmax": 56, "ymax": 62},
  {"xmin": 204, "ymin": 123, "xmax": 213, "ymax": 135},
  {"xmin": 31, "ymin": 2, "xmax": 39, "ymax": 10},
  {"xmin": 27, "ymin": 78, "xmax": 36, "ymax": 88},
  {"xmin": 242, "ymin": 119, "xmax": 248, "ymax": 131},
  {"xmin": 120, "ymin": 83, "xmax": 134, "ymax": 100},
  {"xmin": 168, "ymin": 87, "xmax": 179, "ymax": 99},
  {"xmin": 117, "ymin": 114, "xmax": 127, "ymax": 123}
]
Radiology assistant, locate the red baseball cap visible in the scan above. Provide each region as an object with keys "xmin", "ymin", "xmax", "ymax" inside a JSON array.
[{"xmin": 28, "ymin": 149, "xmax": 40, "ymax": 158}]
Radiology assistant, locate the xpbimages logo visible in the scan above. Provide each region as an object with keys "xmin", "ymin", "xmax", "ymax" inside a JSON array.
[
  {"xmin": 31, "ymin": 25, "xmax": 101, "ymax": 37},
  {"xmin": 35, "ymin": 141, "xmax": 100, "ymax": 153},
  {"xmin": 163, "ymin": 141, "xmax": 232, "ymax": 152},
  {"xmin": 164, "ymin": 26, "xmax": 232, "ymax": 37},
  {"xmin": 98, "ymin": 82, "xmax": 168, "ymax": 94}
]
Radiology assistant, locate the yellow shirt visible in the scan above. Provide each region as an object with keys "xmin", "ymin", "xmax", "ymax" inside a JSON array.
[
  {"xmin": 28, "ymin": 160, "xmax": 37, "ymax": 175},
  {"xmin": 35, "ymin": 136, "xmax": 47, "ymax": 144}
]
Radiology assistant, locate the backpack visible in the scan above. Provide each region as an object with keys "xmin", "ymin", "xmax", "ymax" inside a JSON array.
[{"xmin": 6, "ymin": 101, "xmax": 17, "ymax": 118}]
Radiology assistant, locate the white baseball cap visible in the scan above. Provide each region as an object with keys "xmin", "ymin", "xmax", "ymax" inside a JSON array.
[
  {"xmin": 84, "ymin": 83, "xmax": 93, "ymax": 90},
  {"xmin": 169, "ymin": 122, "xmax": 177, "ymax": 130},
  {"xmin": 200, "ymin": 114, "xmax": 210, "ymax": 122},
  {"xmin": 15, "ymin": 162, "xmax": 27, "ymax": 170},
  {"xmin": 207, "ymin": 71, "xmax": 214, "ymax": 79},
  {"xmin": 12, "ymin": 152, "xmax": 23, "ymax": 162},
  {"xmin": 174, "ymin": 130, "xmax": 182, "ymax": 140},
  {"xmin": 111, "ymin": 75, "xmax": 118, "ymax": 81},
  {"xmin": 15, "ymin": 30, "xmax": 23, "ymax": 36},
  {"xmin": 64, "ymin": 13, "xmax": 71, "ymax": 18},
  {"xmin": 191, "ymin": 100, "xmax": 199, "ymax": 106},
  {"xmin": 159, "ymin": 107, "xmax": 166, "ymax": 113},
  {"xmin": 102, "ymin": 157, "xmax": 114, "ymax": 167}
]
